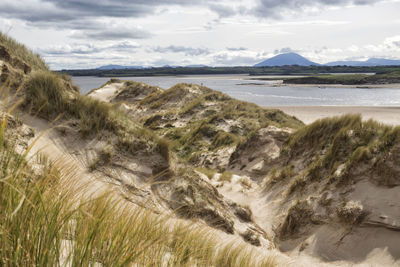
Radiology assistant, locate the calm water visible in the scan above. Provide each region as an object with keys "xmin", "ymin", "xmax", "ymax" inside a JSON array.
[{"xmin": 72, "ymin": 75, "xmax": 400, "ymax": 106}]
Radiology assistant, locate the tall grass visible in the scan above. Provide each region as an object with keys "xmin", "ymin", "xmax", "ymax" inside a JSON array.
[
  {"xmin": 24, "ymin": 71, "xmax": 119, "ymax": 135},
  {"xmin": 0, "ymin": 32, "xmax": 48, "ymax": 71},
  {"xmin": 281, "ymin": 114, "xmax": 400, "ymax": 186},
  {"xmin": 23, "ymin": 71, "xmax": 171, "ymax": 165},
  {"xmin": 1, "ymin": 85, "xmax": 276, "ymax": 267}
]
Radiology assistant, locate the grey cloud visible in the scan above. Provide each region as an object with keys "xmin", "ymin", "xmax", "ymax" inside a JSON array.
[
  {"xmin": 274, "ymin": 47, "xmax": 295, "ymax": 54},
  {"xmin": 226, "ymin": 47, "xmax": 248, "ymax": 51},
  {"xmin": 39, "ymin": 41, "xmax": 140, "ymax": 56},
  {"xmin": 251, "ymin": 0, "xmax": 383, "ymax": 18},
  {"xmin": 152, "ymin": 45, "xmax": 210, "ymax": 56},
  {"xmin": 0, "ymin": 0, "xmax": 215, "ymax": 41},
  {"xmin": 0, "ymin": 0, "xmax": 387, "ymax": 27},
  {"xmin": 209, "ymin": 4, "xmax": 237, "ymax": 18},
  {"xmin": 213, "ymin": 53, "xmax": 260, "ymax": 66},
  {"xmin": 72, "ymin": 28, "xmax": 152, "ymax": 40},
  {"xmin": 1, "ymin": 0, "xmax": 213, "ymax": 23}
]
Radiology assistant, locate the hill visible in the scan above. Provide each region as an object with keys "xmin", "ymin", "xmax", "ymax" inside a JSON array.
[
  {"xmin": 97, "ymin": 64, "xmax": 144, "ymax": 70},
  {"xmin": 326, "ymin": 58, "xmax": 400, "ymax": 66},
  {"xmin": 254, "ymin": 53, "xmax": 319, "ymax": 67}
]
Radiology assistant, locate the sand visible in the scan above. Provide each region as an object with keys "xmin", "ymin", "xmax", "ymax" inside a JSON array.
[
  {"xmin": 269, "ymin": 106, "xmax": 400, "ymax": 125},
  {"xmin": 87, "ymin": 82, "xmax": 124, "ymax": 102}
]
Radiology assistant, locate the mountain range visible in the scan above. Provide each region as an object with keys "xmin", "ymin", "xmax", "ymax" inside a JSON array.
[
  {"xmin": 254, "ymin": 53, "xmax": 400, "ymax": 67},
  {"xmin": 325, "ymin": 58, "xmax": 400, "ymax": 66},
  {"xmin": 97, "ymin": 64, "xmax": 209, "ymax": 70},
  {"xmin": 97, "ymin": 64, "xmax": 144, "ymax": 70},
  {"xmin": 97, "ymin": 53, "xmax": 400, "ymax": 69}
]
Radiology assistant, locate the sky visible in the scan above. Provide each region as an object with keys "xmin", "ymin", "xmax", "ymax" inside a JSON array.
[{"xmin": 0, "ymin": 0, "xmax": 399, "ymax": 69}]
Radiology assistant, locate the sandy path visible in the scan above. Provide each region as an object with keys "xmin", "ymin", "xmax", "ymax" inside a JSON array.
[{"xmin": 268, "ymin": 106, "xmax": 400, "ymax": 125}]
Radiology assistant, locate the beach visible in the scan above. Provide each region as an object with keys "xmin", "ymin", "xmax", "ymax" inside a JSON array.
[{"xmin": 270, "ymin": 106, "xmax": 400, "ymax": 125}]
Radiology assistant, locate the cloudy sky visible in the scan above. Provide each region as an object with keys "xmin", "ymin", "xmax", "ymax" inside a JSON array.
[{"xmin": 1, "ymin": 0, "xmax": 399, "ymax": 69}]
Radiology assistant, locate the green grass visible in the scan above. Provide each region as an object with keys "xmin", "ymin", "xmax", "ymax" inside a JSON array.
[
  {"xmin": 0, "ymin": 31, "xmax": 47, "ymax": 71},
  {"xmin": 23, "ymin": 71, "xmax": 171, "ymax": 165},
  {"xmin": 219, "ymin": 171, "xmax": 233, "ymax": 182},
  {"xmin": 283, "ymin": 71, "xmax": 400, "ymax": 85},
  {"xmin": 24, "ymin": 71, "xmax": 121, "ymax": 135},
  {"xmin": 267, "ymin": 164, "xmax": 295, "ymax": 185},
  {"xmin": 136, "ymin": 87, "xmax": 303, "ymax": 165},
  {"xmin": 0, "ymin": 31, "xmax": 279, "ymax": 266},
  {"xmin": 196, "ymin": 167, "xmax": 217, "ymax": 179},
  {"xmin": 281, "ymin": 114, "xmax": 400, "ymax": 187}
]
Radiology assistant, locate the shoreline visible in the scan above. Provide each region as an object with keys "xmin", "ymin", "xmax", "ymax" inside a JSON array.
[
  {"xmin": 279, "ymin": 83, "xmax": 400, "ymax": 89},
  {"xmin": 268, "ymin": 106, "xmax": 400, "ymax": 125}
]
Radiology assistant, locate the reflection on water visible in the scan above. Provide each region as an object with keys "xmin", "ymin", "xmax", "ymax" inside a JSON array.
[{"xmin": 72, "ymin": 75, "xmax": 400, "ymax": 107}]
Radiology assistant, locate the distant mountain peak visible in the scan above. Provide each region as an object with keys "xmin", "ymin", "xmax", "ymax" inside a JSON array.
[
  {"xmin": 326, "ymin": 57, "xmax": 400, "ymax": 66},
  {"xmin": 97, "ymin": 64, "xmax": 143, "ymax": 70},
  {"xmin": 254, "ymin": 53, "xmax": 319, "ymax": 67}
]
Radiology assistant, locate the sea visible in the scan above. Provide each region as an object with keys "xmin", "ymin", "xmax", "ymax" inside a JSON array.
[{"xmin": 72, "ymin": 74, "xmax": 400, "ymax": 106}]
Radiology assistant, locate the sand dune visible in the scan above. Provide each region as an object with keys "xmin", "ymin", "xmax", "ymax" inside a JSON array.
[{"xmin": 269, "ymin": 106, "xmax": 400, "ymax": 125}]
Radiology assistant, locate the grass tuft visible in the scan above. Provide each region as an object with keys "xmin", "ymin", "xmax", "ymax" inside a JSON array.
[{"xmin": 0, "ymin": 31, "xmax": 48, "ymax": 71}]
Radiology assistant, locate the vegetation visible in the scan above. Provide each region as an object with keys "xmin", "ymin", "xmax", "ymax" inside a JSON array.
[
  {"xmin": 0, "ymin": 32, "xmax": 47, "ymax": 71},
  {"xmin": 219, "ymin": 171, "xmax": 233, "ymax": 182},
  {"xmin": 0, "ymin": 112, "xmax": 276, "ymax": 266},
  {"xmin": 282, "ymin": 114, "xmax": 400, "ymax": 186},
  {"xmin": 196, "ymin": 167, "xmax": 217, "ymax": 179},
  {"xmin": 283, "ymin": 70, "xmax": 400, "ymax": 85},
  {"xmin": 23, "ymin": 71, "xmax": 171, "ymax": 164},
  {"xmin": 0, "ymin": 31, "xmax": 278, "ymax": 265},
  {"xmin": 135, "ymin": 84, "xmax": 302, "ymax": 164}
]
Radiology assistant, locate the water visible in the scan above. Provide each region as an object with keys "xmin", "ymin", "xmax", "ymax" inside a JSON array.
[{"xmin": 71, "ymin": 75, "xmax": 400, "ymax": 106}]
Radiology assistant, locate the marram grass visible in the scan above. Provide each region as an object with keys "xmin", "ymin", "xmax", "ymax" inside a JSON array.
[
  {"xmin": 0, "ymin": 31, "xmax": 277, "ymax": 266},
  {"xmin": 0, "ymin": 103, "xmax": 276, "ymax": 267}
]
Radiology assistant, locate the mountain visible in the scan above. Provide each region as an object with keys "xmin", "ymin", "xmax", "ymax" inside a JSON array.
[
  {"xmin": 186, "ymin": 64, "xmax": 208, "ymax": 68},
  {"xmin": 325, "ymin": 60, "xmax": 362, "ymax": 66},
  {"xmin": 97, "ymin": 64, "xmax": 143, "ymax": 70},
  {"xmin": 254, "ymin": 52, "xmax": 319, "ymax": 67},
  {"xmin": 364, "ymin": 58, "xmax": 400, "ymax": 66},
  {"xmin": 326, "ymin": 58, "xmax": 400, "ymax": 66}
]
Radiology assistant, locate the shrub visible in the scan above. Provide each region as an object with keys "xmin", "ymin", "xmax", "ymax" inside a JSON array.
[
  {"xmin": 336, "ymin": 200, "xmax": 366, "ymax": 224},
  {"xmin": 219, "ymin": 171, "xmax": 233, "ymax": 182},
  {"xmin": 25, "ymin": 71, "xmax": 69, "ymax": 117},
  {"xmin": 196, "ymin": 168, "xmax": 217, "ymax": 179}
]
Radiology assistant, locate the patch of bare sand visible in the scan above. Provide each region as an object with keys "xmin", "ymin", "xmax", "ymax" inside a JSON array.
[
  {"xmin": 87, "ymin": 81, "xmax": 125, "ymax": 102},
  {"xmin": 269, "ymin": 106, "xmax": 400, "ymax": 125},
  {"xmin": 22, "ymin": 114, "xmax": 115, "ymax": 199}
]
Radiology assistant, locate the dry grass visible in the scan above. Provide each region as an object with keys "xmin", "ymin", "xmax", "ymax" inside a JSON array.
[
  {"xmin": 280, "ymin": 114, "xmax": 400, "ymax": 188},
  {"xmin": 196, "ymin": 167, "xmax": 217, "ymax": 179},
  {"xmin": 0, "ymin": 31, "xmax": 47, "ymax": 71},
  {"xmin": 219, "ymin": 171, "xmax": 233, "ymax": 182},
  {"xmin": 23, "ymin": 71, "xmax": 171, "ymax": 164},
  {"xmin": 0, "ymin": 97, "xmax": 276, "ymax": 267},
  {"xmin": 0, "ymin": 33, "xmax": 278, "ymax": 265},
  {"xmin": 130, "ymin": 83, "xmax": 303, "ymax": 163}
]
